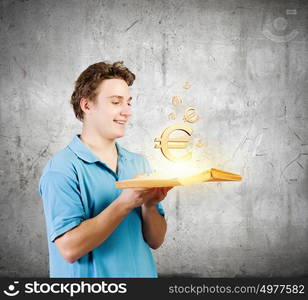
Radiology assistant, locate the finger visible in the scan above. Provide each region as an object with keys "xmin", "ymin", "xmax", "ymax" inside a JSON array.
[
  {"xmin": 134, "ymin": 187, "xmax": 154, "ymax": 192},
  {"xmin": 160, "ymin": 187, "xmax": 171, "ymax": 195},
  {"xmin": 145, "ymin": 187, "xmax": 159, "ymax": 194},
  {"xmin": 162, "ymin": 187, "xmax": 169, "ymax": 194},
  {"xmin": 159, "ymin": 188, "xmax": 167, "ymax": 200},
  {"xmin": 165, "ymin": 186, "xmax": 173, "ymax": 192}
]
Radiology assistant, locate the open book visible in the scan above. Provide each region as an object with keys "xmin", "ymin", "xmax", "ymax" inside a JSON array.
[{"xmin": 115, "ymin": 168, "xmax": 242, "ymax": 189}]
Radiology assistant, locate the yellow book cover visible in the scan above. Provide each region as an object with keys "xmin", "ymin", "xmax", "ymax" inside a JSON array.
[{"xmin": 115, "ymin": 168, "xmax": 242, "ymax": 189}]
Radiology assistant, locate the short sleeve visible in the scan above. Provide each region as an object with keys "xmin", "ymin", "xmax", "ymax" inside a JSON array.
[
  {"xmin": 39, "ymin": 171, "xmax": 85, "ymax": 242},
  {"xmin": 141, "ymin": 156, "xmax": 165, "ymax": 217}
]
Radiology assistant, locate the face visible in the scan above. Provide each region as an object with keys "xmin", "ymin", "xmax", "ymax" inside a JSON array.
[{"xmin": 83, "ymin": 79, "xmax": 132, "ymax": 140}]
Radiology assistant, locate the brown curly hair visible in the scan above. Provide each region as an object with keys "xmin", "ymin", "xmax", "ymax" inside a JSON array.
[{"xmin": 70, "ymin": 61, "xmax": 136, "ymax": 121}]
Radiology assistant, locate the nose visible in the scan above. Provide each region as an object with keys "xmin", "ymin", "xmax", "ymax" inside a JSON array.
[{"xmin": 120, "ymin": 103, "xmax": 132, "ymax": 117}]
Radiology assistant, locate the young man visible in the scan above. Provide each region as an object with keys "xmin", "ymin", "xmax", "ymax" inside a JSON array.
[{"xmin": 39, "ymin": 61, "xmax": 172, "ymax": 277}]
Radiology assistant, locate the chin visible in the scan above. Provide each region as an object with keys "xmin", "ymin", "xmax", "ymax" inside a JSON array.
[{"xmin": 114, "ymin": 131, "xmax": 125, "ymax": 139}]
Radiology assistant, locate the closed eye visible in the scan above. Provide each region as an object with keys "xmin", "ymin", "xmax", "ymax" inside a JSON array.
[{"xmin": 110, "ymin": 96, "xmax": 132, "ymax": 106}]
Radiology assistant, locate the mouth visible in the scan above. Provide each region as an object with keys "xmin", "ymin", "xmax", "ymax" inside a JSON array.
[{"xmin": 114, "ymin": 120, "xmax": 127, "ymax": 125}]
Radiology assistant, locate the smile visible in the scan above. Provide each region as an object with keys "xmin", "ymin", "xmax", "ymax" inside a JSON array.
[{"xmin": 114, "ymin": 120, "xmax": 126, "ymax": 125}]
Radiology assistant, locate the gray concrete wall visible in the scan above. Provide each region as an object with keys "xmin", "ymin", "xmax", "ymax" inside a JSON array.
[{"xmin": 0, "ymin": 0, "xmax": 307, "ymax": 277}]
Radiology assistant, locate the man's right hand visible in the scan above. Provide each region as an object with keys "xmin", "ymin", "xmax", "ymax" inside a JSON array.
[
  {"xmin": 116, "ymin": 187, "xmax": 152, "ymax": 210},
  {"xmin": 116, "ymin": 185, "xmax": 172, "ymax": 211}
]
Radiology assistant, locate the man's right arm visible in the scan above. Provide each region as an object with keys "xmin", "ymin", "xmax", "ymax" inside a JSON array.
[
  {"xmin": 55, "ymin": 197, "xmax": 128, "ymax": 263},
  {"xmin": 54, "ymin": 188, "xmax": 146, "ymax": 263}
]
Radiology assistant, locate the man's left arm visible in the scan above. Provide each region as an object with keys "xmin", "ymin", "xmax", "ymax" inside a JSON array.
[{"xmin": 141, "ymin": 187, "xmax": 171, "ymax": 249}]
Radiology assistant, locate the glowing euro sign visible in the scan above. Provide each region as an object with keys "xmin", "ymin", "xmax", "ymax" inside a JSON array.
[{"xmin": 154, "ymin": 123, "xmax": 193, "ymax": 162}]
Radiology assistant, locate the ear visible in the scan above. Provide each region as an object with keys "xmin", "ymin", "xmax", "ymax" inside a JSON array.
[{"xmin": 80, "ymin": 98, "xmax": 92, "ymax": 116}]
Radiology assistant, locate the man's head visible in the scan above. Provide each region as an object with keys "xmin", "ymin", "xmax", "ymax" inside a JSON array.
[
  {"xmin": 71, "ymin": 61, "xmax": 135, "ymax": 122},
  {"xmin": 70, "ymin": 61, "xmax": 135, "ymax": 140}
]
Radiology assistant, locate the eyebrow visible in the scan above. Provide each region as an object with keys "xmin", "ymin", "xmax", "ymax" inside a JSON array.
[{"xmin": 107, "ymin": 95, "xmax": 132, "ymax": 101}]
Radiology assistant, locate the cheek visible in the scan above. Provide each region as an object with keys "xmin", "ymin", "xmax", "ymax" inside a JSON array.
[
  {"xmin": 93, "ymin": 106, "xmax": 113, "ymax": 119},
  {"xmin": 92, "ymin": 103, "xmax": 120, "ymax": 122}
]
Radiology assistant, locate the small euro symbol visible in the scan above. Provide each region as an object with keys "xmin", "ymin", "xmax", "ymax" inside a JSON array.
[
  {"xmin": 183, "ymin": 106, "xmax": 200, "ymax": 123},
  {"xmin": 154, "ymin": 124, "xmax": 193, "ymax": 162},
  {"xmin": 168, "ymin": 112, "xmax": 177, "ymax": 120},
  {"xmin": 172, "ymin": 96, "xmax": 183, "ymax": 107},
  {"xmin": 196, "ymin": 139, "xmax": 204, "ymax": 148},
  {"xmin": 182, "ymin": 81, "xmax": 191, "ymax": 89}
]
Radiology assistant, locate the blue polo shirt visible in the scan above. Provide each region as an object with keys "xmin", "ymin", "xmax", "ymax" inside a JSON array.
[{"xmin": 39, "ymin": 135, "xmax": 164, "ymax": 278}]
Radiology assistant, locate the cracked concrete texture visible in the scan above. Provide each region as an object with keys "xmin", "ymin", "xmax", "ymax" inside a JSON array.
[{"xmin": 0, "ymin": 0, "xmax": 307, "ymax": 277}]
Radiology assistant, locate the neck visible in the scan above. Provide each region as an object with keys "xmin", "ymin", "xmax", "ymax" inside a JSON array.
[{"xmin": 80, "ymin": 125, "xmax": 117, "ymax": 156}]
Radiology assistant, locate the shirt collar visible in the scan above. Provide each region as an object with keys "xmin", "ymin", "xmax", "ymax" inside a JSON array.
[{"xmin": 68, "ymin": 135, "xmax": 129, "ymax": 163}]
